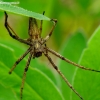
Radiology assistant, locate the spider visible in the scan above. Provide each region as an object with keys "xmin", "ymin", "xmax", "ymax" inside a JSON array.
[{"xmin": 4, "ymin": 11, "xmax": 100, "ymax": 100}]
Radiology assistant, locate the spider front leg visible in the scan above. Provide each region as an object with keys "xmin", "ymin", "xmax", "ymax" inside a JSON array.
[
  {"xmin": 44, "ymin": 52, "xmax": 83, "ymax": 100},
  {"xmin": 4, "ymin": 11, "xmax": 31, "ymax": 45},
  {"xmin": 43, "ymin": 19, "xmax": 57, "ymax": 43},
  {"xmin": 20, "ymin": 53, "xmax": 32, "ymax": 100},
  {"xmin": 39, "ymin": 11, "xmax": 45, "ymax": 35},
  {"xmin": 46, "ymin": 47, "xmax": 100, "ymax": 72}
]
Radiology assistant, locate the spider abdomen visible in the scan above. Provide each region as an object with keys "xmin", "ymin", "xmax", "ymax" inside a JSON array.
[
  {"xmin": 34, "ymin": 52, "xmax": 42, "ymax": 57},
  {"xmin": 33, "ymin": 42, "xmax": 43, "ymax": 57}
]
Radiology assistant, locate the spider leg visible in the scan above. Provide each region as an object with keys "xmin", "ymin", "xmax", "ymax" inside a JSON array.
[
  {"xmin": 45, "ymin": 47, "xmax": 100, "ymax": 72},
  {"xmin": 43, "ymin": 19, "xmax": 57, "ymax": 43},
  {"xmin": 4, "ymin": 11, "xmax": 31, "ymax": 45},
  {"xmin": 9, "ymin": 47, "xmax": 32, "ymax": 74},
  {"xmin": 39, "ymin": 11, "xmax": 45, "ymax": 35},
  {"xmin": 44, "ymin": 52, "xmax": 83, "ymax": 100},
  {"xmin": 20, "ymin": 53, "xmax": 32, "ymax": 100}
]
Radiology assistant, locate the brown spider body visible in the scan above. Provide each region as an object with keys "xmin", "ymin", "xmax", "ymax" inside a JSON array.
[
  {"xmin": 31, "ymin": 39, "xmax": 44, "ymax": 57},
  {"xmin": 28, "ymin": 17, "xmax": 45, "ymax": 58},
  {"xmin": 4, "ymin": 11, "xmax": 100, "ymax": 100}
]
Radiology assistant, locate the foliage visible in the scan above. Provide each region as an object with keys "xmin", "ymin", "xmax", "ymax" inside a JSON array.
[
  {"xmin": 72, "ymin": 26, "xmax": 100, "ymax": 100},
  {"xmin": 0, "ymin": 0, "xmax": 100, "ymax": 100},
  {"xmin": 0, "ymin": 3, "xmax": 50, "ymax": 20},
  {"xmin": 0, "ymin": 27, "xmax": 100, "ymax": 99},
  {"xmin": 0, "ymin": 42, "xmax": 64, "ymax": 100}
]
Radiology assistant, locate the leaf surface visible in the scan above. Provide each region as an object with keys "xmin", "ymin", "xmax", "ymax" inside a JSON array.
[
  {"xmin": 0, "ymin": 3, "xmax": 50, "ymax": 20},
  {"xmin": 72, "ymin": 26, "xmax": 100, "ymax": 100}
]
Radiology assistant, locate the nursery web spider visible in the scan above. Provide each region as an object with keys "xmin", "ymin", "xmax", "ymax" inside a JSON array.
[{"xmin": 4, "ymin": 11, "xmax": 100, "ymax": 100}]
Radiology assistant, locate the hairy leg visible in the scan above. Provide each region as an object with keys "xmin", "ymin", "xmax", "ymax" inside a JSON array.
[
  {"xmin": 44, "ymin": 52, "xmax": 83, "ymax": 100},
  {"xmin": 46, "ymin": 47, "xmax": 100, "ymax": 72},
  {"xmin": 39, "ymin": 11, "xmax": 45, "ymax": 35},
  {"xmin": 20, "ymin": 53, "xmax": 32, "ymax": 100},
  {"xmin": 4, "ymin": 11, "xmax": 31, "ymax": 45},
  {"xmin": 9, "ymin": 47, "xmax": 32, "ymax": 74},
  {"xmin": 43, "ymin": 19, "xmax": 57, "ymax": 43}
]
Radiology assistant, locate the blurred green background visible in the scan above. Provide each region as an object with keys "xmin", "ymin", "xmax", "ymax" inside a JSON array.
[
  {"xmin": 0, "ymin": 0, "xmax": 100, "ymax": 100},
  {"xmin": 0, "ymin": 0, "xmax": 100, "ymax": 50}
]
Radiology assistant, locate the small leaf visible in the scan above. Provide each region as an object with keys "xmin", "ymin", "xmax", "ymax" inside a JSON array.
[
  {"xmin": 0, "ymin": 3, "xmax": 50, "ymax": 20},
  {"xmin": 72, "ymin": 26, "xmax": 100, "ymax": 100}
]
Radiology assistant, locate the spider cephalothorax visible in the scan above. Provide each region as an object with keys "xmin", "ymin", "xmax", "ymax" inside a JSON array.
[
  {"xmin": 4, "ymin": 11, "xmax": 100, "ymax": 100},
  {"xmin": 32, "ymin": 40, "xmax": 44, "ymax": 57}
]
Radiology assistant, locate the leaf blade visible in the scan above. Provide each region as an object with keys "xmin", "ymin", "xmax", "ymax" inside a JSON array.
[
  {"xmin": 58, "ymin": 31, "xmax": 86, "ymax": 100},
  {"xmin": 72, "ymin": 26, "xmax": 100, "ymax": 100},
  {"xmin": 0, "ymin": 42, "xmax": 64, "ymax": 100},
  {"xmin": 0, "ymin": 4, "xmax": 50, "ymax": 20}
]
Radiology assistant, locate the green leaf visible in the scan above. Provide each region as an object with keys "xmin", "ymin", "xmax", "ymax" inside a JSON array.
[
  {"xmin": 0, "ymin": 43, "xmax": 64, "ymax": 100},
  {"xmin": 0, "ymin": 40, "xmax": 58, "ymax": 86},
  {"xmin": 0, "ymin": 3, "xmax": 50, "ymax": 20},
  {"xmin": 58, "ymin": 31, "xmax": 86, "ymax": 100},
  {"xmin": 0, "ymin": 83, "xmax": 18, "ymax": 100},
  {"xmin": 72, "ymin": 26, "xmax": 100, "ymax": 100}
]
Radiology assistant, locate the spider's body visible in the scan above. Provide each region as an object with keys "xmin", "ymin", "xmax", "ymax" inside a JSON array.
[
  {"xmin": 28, "ymin": 17, "xmax": 39, "ymax": 37},
  {"xmin": 31, "ymin": 39, "xmax": 44, "ymax": 58},
  {"xmin": 29, "ymin": 38, "xmax": 44, "ymax": 58},
  {"xmin": 4, "ymin": 11, "xmax": 100, "ymax": 100},
  {"xmin": 28, "ymin": 17, "xmax": 46, "ymax": 58}
]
